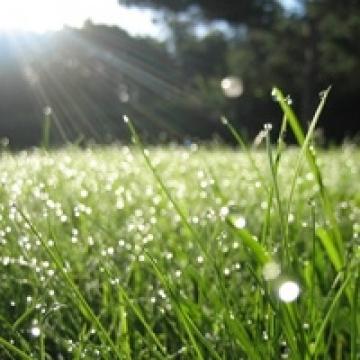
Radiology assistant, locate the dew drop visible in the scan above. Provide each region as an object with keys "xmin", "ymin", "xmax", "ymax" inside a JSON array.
[
  {"xmin": 278, "ymin": 281, "xmax": 300, "ymax": 303},
  {"xmin": 223, "ymin": 268, "xmax": 230, "ymax": 276},
  {"xmin": 221, "ymin": 116, "xmax": 229, "ymax": 125},
  {"xmin": 319, "ymin": 90, "xmax": 326, "ymax": 99},
  {"xmin": 271, "ymin": 88, "xmax": 280, "ymax": 102},
  {"xmin": 30, "ymin": 326, "xmax": 41, "ymax": 337},
  {"xmin": 262, "ymin": 261, "xmax": 281, "ymax": 281},
  {"xmin": 264, "ymin": 123, "xmax": 273, "ymax": 131},
  {"xmin": 285, "ymin": 95, "xmax": 293, "ymax": 105},
  {"xmin": 158, "ymin": 289, "xmax": 166, "ymax": 299},
  {"xmin": 219, "ymin": 206, "xmax": 229, "ymax": 218},
  {"xmin": 197, "ymin": 255, "xmax": 204, "ymax": 264},
  {"xmin": 43, "ymin": 106, "xmax": 52, "ymax": 116},
  {"xmin": 233, "ymin": 216, "xmax": 246, "ymax": 229},
  {"xmin": 288, "ymin": 213, "xmax": 295, "ymax": 223}
]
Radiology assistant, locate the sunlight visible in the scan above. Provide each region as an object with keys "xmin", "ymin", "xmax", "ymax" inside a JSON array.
[
  {"xmin": 0, "ymin": 0, "xmax": 80, "ymax": 32},
  {"xmin": 0, "ymin": 0, "xmax": 160, "ymax": 36}
]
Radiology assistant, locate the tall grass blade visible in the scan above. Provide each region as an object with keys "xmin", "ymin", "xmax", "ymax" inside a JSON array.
[
  {"xmin": 220, "ymin": 116, "xmax": 269, "ymax": 194},
  {"xmin": 351, "ymin": 270, "xmax": 360, "ymax": 360},
  {"xmin": 0, "ymin": 337, "xmax": 32, "ymax": 360},
  {"xmin": 228, "ymin": 224, "xmax": 269, "ymax": 265},
  {"xmin": 41, "ymin": 110, "xmax": 52, "ymax": 150},
  {"xmin": 14, "ymin": 206, "xmax": 123, "ymax": 360},
  {"xmin": 312, "ymin": 273, "xmax": 351, "ymax": 355},
  {"xmin": 272, "ymin": 87, "xmax": 343, "ymax": 254},
  {"xmin": 316, "ymin": 227, "xmax": 344, "ymax": 272}
]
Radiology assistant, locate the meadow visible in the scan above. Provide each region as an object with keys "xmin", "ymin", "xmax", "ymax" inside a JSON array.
[{"xmin": 0, "ymin": 90, "xmax": 359, "ymax": 359}]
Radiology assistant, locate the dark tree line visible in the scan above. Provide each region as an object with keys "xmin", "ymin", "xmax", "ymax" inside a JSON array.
[
  {"xmin": 121, "ymin": 0, "xmax": 360, "ymax": 140},
  {"xmin": 0, "ymin": 0, "xmax": 359, "ymax": 148}
]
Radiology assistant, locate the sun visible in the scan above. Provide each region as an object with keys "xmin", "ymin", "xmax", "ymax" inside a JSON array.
[
  {"xmin": 0, "ymin": 0, "xmax": 84, "ymax": 33},
  {"xmin": 0, "ymin": 0, "xmax": 162, "ymax": 37}
]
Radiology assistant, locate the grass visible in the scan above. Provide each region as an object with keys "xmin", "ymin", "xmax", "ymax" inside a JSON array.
[{"xmin": 0, "ymin": 91, "xmax": 359, "ymax": 359}]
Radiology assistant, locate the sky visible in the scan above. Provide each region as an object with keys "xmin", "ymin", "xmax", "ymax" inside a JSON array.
[
  {"xmin": 0, "ymin": 0, "xmax": 301, "ymax": 38},
  {"xmin": 0, "ymin": 0, "xmax": 162, "ymax": 37}
]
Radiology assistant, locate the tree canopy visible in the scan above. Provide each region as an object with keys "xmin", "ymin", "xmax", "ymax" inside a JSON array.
[
  {"xmin": 118, "ymin": 0, "xmax": 360, "ymax": 140},
  {"xmin": 120, "ymin": 0, "xmax": 281, "ymax": 27},
  {"xmin": 0, "ymin": 1, "xmax": 359, "ymax": 148}
]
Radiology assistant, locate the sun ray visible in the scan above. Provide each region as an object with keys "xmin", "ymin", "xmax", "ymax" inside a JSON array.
[{"xmin": 0, "ymin": 0, "xmax": 162, "ymax": 37}]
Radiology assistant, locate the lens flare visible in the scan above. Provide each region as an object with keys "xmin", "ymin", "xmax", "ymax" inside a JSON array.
[{"xmin": 221, "ymin": 76, "xmax": 244, "ymax": 98}]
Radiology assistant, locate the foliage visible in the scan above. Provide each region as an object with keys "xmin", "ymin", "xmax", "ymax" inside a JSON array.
[
  {"xmin": 0, "ymin": 94, "xmax": 359, "ymax": 358},
  {"xmin": 0, "ymin": 1, "xmax": 360, "ymax": 147},
  {"xmin": 119, "ymin": 0, "xmax": 281, "ymax": 27}
]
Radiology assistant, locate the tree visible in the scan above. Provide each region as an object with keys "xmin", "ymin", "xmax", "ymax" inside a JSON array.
[
  {"xmin": 120, "ymin": 0, "xmax": 360, "ymax": 141},
  {"xmin": 119, "ymin": 0, "xmax": 281, "ymax": 27}
]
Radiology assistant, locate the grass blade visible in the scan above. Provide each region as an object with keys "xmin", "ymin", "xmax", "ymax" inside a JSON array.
[
  {"xmin": 0, "ymin": 337, "xmax": 32, "ymax": 360},
  {"xmin": 14, "ymin": 206, "xmax": 123, "ymax": 360}
]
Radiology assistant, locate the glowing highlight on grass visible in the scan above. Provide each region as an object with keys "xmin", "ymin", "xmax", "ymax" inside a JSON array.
[
  {"xmin": 278, "ymin": 281, "xmax": 300, "ymax": 303},
  {"xmin": 262, "ymin": 261, "xmax": 281, "ymax": 281}
]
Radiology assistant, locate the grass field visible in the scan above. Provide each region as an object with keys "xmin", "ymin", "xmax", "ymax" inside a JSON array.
[{"xmin": 0, "ymin": 90, "xmax": 359, "ymax": 359}]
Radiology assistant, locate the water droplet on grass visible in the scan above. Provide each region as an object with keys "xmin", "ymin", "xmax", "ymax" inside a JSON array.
[
  {"xmin": 287, "ymin": 213, "xmax": 295, "ymax": 223},
  {"xmin": 264, "ymin": 123, "xmax": 273, "ymax": 131},
  {"xmin": 197, "ymin": 255, "xmax": 204, "ymax": 264},
  {"xmin": 233, "ymin": 216, "xmax": 246, "ymax": 229},
  {"xmin": 219, "ymin": 206, "xmax": 229, "ymax": 218},
  {"xmin": 223, "ymin": 268, "xmax": 230, "ymax": 276},
  {"xmin": 43, "ymin": 106, "xmax": 52, "ymax": 116},
  {"xmin": 278, "ymin": 281, "xmax": 300, "ymax": 303},
  {"xmin": 271, "ymin": 88, "xmax": 280, "ymax": 101},
  {"xmin": 221, "ymin": 116, "xmax": 229, "ymax": 125},
  {"xmin": 263, "ymin": 330, "xmax": 269, "ymax": 341},
  {"xmin": 158, "ymin": 289, "xmax": 166, "ymax": 299},
  {"xmin": 262, "ymin": 261, "xmax": 281, "ymax": 281},
  {"xmin": 30, "ymin": 326, "xmax": 41, "ymax": 337}
]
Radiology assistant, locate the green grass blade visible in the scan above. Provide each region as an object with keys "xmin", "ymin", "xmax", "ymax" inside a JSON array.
[
  {"xmin": 124, "ymin": 116, "xmax": 204, "ymax": 252},
  {"xmin": 118, "ymin": 291, "xmax": 132, "ymax": 360},
  {"xmin": 41, "ymin": 110, "xmax": 51, "ymax": 150},
  {"xmin": 272, "ymin": 87, "xmax": 343, "ymax": 254},
  {"xmin": 312, "ymin": 273, "xmax": 351, "ymax": 355},
  {"xmin": 351, "ymin": 269, "xmax": 360, "ymax": 360},
  {"xmin": 220, "ymin": 116, "xmax": 269, "ymax": 195},
  {"xmin": 0, "ymin": 337, "xmax": 33, "ymax": 360},
  {"xmin": 118, "ymin": 286, "xmax": 167, "ymax": 357},
  {"xmin": 266, "ymin": 132, "xmax": 287, "ymax": 265},
  {"xmin": 228, "ymin": 223, "xmax": 270, "ymax": 265},
  {"xmin": 316, "ymin": 228, "xmax": 343, "ymax": 272},
  {"xmin": 14, "ymin": 206, "xmax": 123, "ymax": 360}
]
